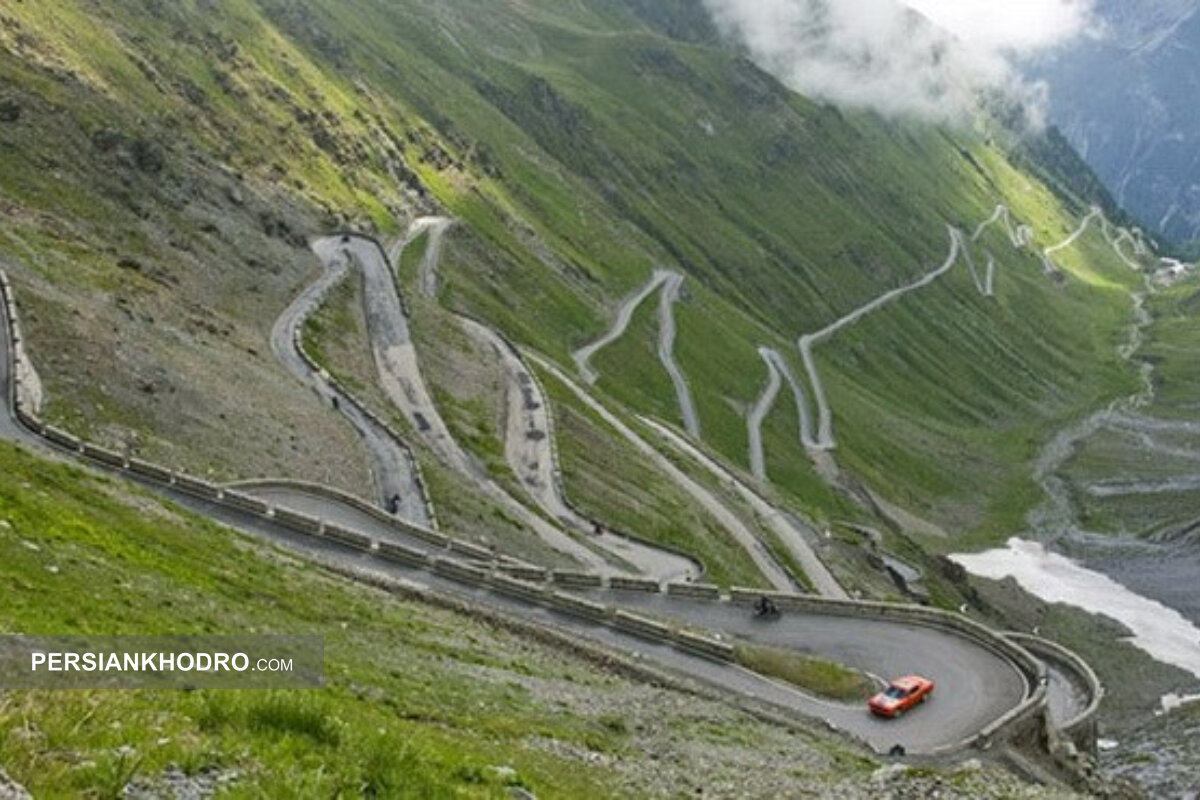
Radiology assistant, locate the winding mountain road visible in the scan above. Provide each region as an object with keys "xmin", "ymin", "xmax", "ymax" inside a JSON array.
[
  {"xmin": 310, "ymin": 235, "xmax": 611, "ymax": 571},
  {"xmin": 798, "ymin": 226, "xmax": 966, "ymax": 450},
  {"xmin": 271, "ymin": 242, "xmax": 432, "ymax": 527},
  {"xmin": 794, "ymin": 206, "xmax": 1147, "ymax": 451},
  {"xmin": 572, "ymin": 269, "xmax": 700, "ymax": 437},
  {"xmin": 657, "ymin": 272, "xmax": 701, "ymax": 437},
  {"xmin": 460, "ymin": 316, "xmax": 699, "ymax": 582},
  {"xmin": 391, "ymin": 215, "xmax": 453, "ymax": 299},
  {"xmin": 747, "ymin": 348, "xmax": 783, "ymax": 482},
  {"xmin": 528, "ymin": 352, "xmax": 797, "ymax": 592},
  {"xmin": 386, "ymin": 219, "xmax": 699, "ymax": 580},
  {"xmin": 747, "ymin": 347, "xmax": 818, "ymax": 477},
  {"xmin": 0, "ymin": 259, "xmax": 1089, "ymax": 758}
]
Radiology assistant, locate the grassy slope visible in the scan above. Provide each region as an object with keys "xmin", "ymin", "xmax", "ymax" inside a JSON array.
[
  {"xmin": 0, "ymin": 442, "xmax": 620, "ymax": 797},
  {"xmin": 733, "ymin": 644, "xmax": 877, "ymax": 703},
  {"xmin": 299, "ymin": 0, "xmax": 1140, "ymax": 538},
  {"xmin": 534, "ymin": 361, "xmax": 768, "ymax": 588},
  {"xmin": 0, "ymin": 440, "xmax": 907, "ymax": 797},
  {"xmin": 1057, "ymin": 273, "xmax": 1200, "ymax": 537},
  {"xmin": 0, "ymin": 0, "xmax": 1144, "ymax": 576}
]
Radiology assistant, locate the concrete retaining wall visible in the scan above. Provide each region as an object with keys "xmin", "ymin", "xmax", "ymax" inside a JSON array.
[
  {"xmin": 0, "ymin": 273, "xmax": 16, "ymax": 423},
  {"xmin": 667, "ymin": 582, "xmax": 721, "ymax": 600},
  {"xmin": 488, "ymin": 573, "xmax": 547, "ymax": 604},
  {"xmin": 498, "ymin": 565, "xmax": 549, "ymax": 583},
  {"xmin": 611, "ymin": 609, "xmax": 673, "ymax": 642},
  {"xmin": 673, "ymin": 630, "xmax": 735, "ymax": 662},
  {"xmin": 377, "ymin": 541, "xmax": 430, "ymax": 567},
  {"xmin": 432, "ymin": 556, "xmax": 490, "ymax": 584},
  {"xmin": 220, "ymin": 491, "xmax": 271, "ymax": 517},
  {"xmin": 400, "ymin": 523, "xmax": 451, "ymax": 550},
  {"xmin": 551, "ymin": 570, "xmax": 604, "ymax": 589},
  {"xmin": 127, "ymin": 458, "xmax": 174, "ymax": 485},
  {"xmin": 448, "ymin": 539, "xmax": 494, "ymax": 561},
  {"xmin": 14, "ymin": 399, "xmax": 38, "ymax": 431},
  {"xmin": 41, "ymin": 424, "xmax": 82, "ymax": 452},
  {"xmin": 1, "ymin": 272, "xmax": 40, "ymax": 421},
  {"xmin": 174, "ymin": 474, "xmax": 221, "ymax": 500},
  {"xmin": 546, "ymin": 590, "xmax": 609, "ymax": 622},
  {"xmin": 1006, "ymin": 632, "xmax": 1102, "ymax": 755},
  {"xmin": 608, "ymin": 576, "xmax": 661, "ymax": 593},
  {"xmin": 324, "ymin": 524, "xmax": 373, "ymax": 551},
  {"xmin": 273, "ymin": 508, "xmax": 323, "ymax": 537},
  {"xmin": 81, "ymin": 442, "xmax": 127, "ymax": 469},
  {"xmin": 230, "ymin": 479, "xmax": 456, "ymax": 557}
]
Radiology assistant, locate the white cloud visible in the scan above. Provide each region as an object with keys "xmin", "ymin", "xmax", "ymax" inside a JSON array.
[
  {"xmin": 701, "ymin": 0, "xmax": 1097, "ymax": 123},
  {"xmin": 904, "ymin": 0, "xmax": 1096, "ymax": 52}
]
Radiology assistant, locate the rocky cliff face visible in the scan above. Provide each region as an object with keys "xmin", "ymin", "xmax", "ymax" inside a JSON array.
[{"xmin": 1030, "ymin": 0, "xmax": 1200, "ymax": 245}]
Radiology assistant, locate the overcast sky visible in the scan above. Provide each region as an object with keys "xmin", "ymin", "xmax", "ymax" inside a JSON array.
[{"xmin": 702, "ymin": 0, "xmax": 1097, "ymax": 122}]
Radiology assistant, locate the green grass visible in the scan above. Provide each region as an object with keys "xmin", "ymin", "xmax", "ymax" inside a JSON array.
[
  {"xmin": 1044, "ymin": 273, "xmax": 1200, "ymax": 539},
  {"xmin": 733, "ymin": 643, "xmax": 877, "ymax": 703},
  {"xmin": 1144, "ymin": 276, "xmax": 1200, "ymax": 417},
  {"xmin": 535, "ymin": 362, "xmax": 769, "ymax": 588},
  {"xmin": 0, "ymin": 440, "xmax": 636, "ymax": 797}
]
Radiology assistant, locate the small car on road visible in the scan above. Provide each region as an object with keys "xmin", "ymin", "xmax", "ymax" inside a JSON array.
[{"xmin": 868, "ymin": 675, "xmax": 934, "ymax": 718}]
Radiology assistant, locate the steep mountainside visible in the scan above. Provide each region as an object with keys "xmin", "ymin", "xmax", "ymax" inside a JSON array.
[
  {"xmin": 1029, "ymin": 0, "xmax": 1200, "ymax": 246},
  {"xmin": 0, "ymin": 0, "xmax": 1141, "ymax": 565}
]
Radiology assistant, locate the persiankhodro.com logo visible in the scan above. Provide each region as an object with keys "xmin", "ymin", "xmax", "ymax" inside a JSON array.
[
  {"xmin": 30, "ymin": 651, "xmax": 294, "ymax": 674},
  {"xmin": 0, "ymin": 635, "xmax": 323, "ymax": 689}
]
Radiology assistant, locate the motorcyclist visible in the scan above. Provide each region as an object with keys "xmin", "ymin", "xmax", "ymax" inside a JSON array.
[{"xmin": 754, "ymin": 596, "xmax": 779, "ymax": 617}]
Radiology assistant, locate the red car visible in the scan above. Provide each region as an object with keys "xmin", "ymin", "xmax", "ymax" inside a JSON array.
[{"xmin": 868, "ymin": 675, "xmax": 934, "ymax": 718}]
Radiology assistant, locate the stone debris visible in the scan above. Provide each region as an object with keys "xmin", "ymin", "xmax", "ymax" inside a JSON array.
[{"xmin": 0, "ymin": 768, "xmax": 32, "ymax": 800}]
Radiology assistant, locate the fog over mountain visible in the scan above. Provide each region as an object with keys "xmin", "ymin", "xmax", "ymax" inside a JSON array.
[
  {"xmin": 1026, "ymin": 0, "xmax": 1200, "ymax": 245},
  {"xmin": 703, "ymin": 0, "xmax": 1200, "ymax": 245},
  {"xmin": 700, "ymin": 0, "xmax": 1096, "ymax": 124}
]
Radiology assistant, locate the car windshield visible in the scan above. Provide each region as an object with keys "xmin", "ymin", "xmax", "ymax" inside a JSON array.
[{"xmin": 883, "ymin": 686, "xmax": 908, "ymax": 699}]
